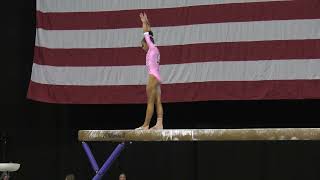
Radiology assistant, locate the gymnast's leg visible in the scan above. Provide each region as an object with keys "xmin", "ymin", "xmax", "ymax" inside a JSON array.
[
  {"xmin": 136, "ymin": 75, "xmax": 158, "ymax": 130},
  {"xmin": 150, "ymin": 84, "xmax": 163, "ymax": 129}
]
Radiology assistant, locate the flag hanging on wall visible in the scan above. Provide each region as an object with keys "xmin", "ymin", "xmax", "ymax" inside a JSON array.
[{"xmin": 28, "ymin": 0, "xmax": 320, "ymax": 104}]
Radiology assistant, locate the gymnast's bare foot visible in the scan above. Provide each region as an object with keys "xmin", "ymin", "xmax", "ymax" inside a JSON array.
[
  {"xmin": 150, "ymin": 118, "xmax": 163, "ymax": 130},
  {"xmin": 150, "ymin": 123, "xmax": 163, "ymax": 130},
  {"xmin": 135, "ymin": 125, "xmax": 149, "ymax": 130}
]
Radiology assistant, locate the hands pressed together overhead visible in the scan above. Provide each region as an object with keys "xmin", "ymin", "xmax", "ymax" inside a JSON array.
[{"xmin": 139, "ymin": 12, "xmax": 151, "ymax": 32}]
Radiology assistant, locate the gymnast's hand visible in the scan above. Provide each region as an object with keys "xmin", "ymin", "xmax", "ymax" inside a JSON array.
[
  {"xmin": 139, "ymin": 12, "xmax": 151, "ymax": 32},
  {"xmin": 139, "ymin": 12, "xmax": 149, "ymax": 23}
]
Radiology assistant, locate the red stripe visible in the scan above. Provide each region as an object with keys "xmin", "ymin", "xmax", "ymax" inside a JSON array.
[
  {"xmin": 36, "ymin": 1, "xmax": 320, "ymax": 30},
  {"xmin": 34, "ymin": 40, "xmax": 320, "ymax": 66},
  {"xmin": 27, "ymin": 80, "xmax": 320, "ymax": 104}
]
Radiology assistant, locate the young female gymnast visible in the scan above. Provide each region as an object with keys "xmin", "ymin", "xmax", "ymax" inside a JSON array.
[{"xmin": 136, "ymin": 13, "xmax": 163, "ymax": 130}]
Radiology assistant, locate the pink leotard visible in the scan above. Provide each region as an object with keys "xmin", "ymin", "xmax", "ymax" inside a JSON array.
[{"xmin": 144, "ymin": 32, "xmax": 161, "ymax": 82}]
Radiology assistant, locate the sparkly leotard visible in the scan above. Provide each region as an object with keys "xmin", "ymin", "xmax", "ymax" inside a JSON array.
[{"xmin": 144, "ymin": 32, "xmax": 161, "ymax": 82}]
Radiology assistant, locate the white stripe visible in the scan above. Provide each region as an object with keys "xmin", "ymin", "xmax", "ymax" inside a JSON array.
[
  {"xmin": 37, "ymin": 0, "xmax": 290, "ymax": 13},
  {"xmin": 35, "ymin": 19, "xmax": 320, "ymax": 49},
  {"xmin": 31, "ymin": 59, "xmax": 320, "ymax": 86}
]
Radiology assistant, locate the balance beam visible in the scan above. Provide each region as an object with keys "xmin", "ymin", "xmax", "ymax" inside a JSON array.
[
  {"xmin": 79, "ymin": 128, "xmax": 320, "ymax": 142},
  {"xmin": 79, "ymin": 128, "xmax": 320, "ymax": 179}
]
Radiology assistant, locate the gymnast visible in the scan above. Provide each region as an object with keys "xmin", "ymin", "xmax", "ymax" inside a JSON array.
[{"xmin": 136, "ymin": 13, "xmax": 164, "ymax": 130}]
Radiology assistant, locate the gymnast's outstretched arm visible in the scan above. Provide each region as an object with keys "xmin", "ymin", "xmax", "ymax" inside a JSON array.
[{"xmin": 140, "ymin": 12, "xmax": 155, "ymax": 48}]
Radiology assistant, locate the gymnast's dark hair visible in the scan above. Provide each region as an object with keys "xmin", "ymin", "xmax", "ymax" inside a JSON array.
[{"xmin": 142, "ymin": 31, "xmax": 154, "ymax": 44}]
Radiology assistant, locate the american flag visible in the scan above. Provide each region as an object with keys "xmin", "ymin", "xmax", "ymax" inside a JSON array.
[{"xmin": 28, "ymin": 0, "xmax": 320, "ymax": 104}]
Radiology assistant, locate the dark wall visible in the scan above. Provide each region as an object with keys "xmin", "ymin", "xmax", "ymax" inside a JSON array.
[{"xmin": 2, "ymin": 0, "xmax": 320, "ymax": 179}]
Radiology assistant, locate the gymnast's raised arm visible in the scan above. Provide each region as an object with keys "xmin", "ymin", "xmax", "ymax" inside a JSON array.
[{"xmin": 140, "ymin": 12, "xmax": 155, "ymax": 48}]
